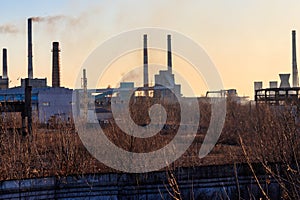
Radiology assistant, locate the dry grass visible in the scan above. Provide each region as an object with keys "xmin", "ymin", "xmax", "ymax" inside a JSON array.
[
  {"xmin": 0, "ymin": 98, "xmax": 299, "ymax": 198},
  {"xmin": 0, "ymin": 121, "xmax": 111, "ymax": 181}
]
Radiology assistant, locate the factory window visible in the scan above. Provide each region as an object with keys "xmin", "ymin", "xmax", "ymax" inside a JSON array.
[
  {"xmin": 42, "ymin": 102, "xmax": 50, "ymax": 106},
  {"xmin": 135, "ymin": 91, "xmax": 144, "ymax": 96},
  {"xmin": 148, "ymin": 90, "xmax": 154, "ymax": 97}
]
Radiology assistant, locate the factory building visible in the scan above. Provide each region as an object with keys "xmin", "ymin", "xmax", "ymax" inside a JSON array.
[
  {"xmin": 89, "ymin": 34, "xmax": 183, "ymax": 122},
  {"xmin": 0, "ymin": 87, "xmax": 72, "ymax": 123},
  {"xmin": 21, "ymin": 78, "xmax": 47, "ymax": 88},
  {"xmin": 153, "ymin": 35, "xmax": 181, "ymax": 99},
  {"xmin": 153, "ymin": 35, "xmax": 181, "ymax": 100},
  {"xmin": 117, "ymin": 34, "xmax": 181, "ymax": 100},
  {"xmin": 147, "ymin": 34, "xmax": 181, "ymax": 100},
  {"xmin": 94, "ymin": 33, "xmax": 181, "ymax": 102},
  {"xmin": 0, "ymin": 18, "xmax": 73, "ymax": 123},
  {"xmin": 255, "ymin": 30, "xmax": 300, "ymax": 105}
]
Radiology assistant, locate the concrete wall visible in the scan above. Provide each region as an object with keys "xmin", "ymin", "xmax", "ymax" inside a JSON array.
[{"xmin": 0, "ymin": 164, "xmax": 281, "ymax": 199}]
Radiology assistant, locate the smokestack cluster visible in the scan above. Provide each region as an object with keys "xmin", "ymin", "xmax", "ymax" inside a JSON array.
[
  {"xmin": 143, "ymin": 34, "xmax": 148, "ymax": 88},
  {"xmin": 52, "ymin": 42, "xmax": 60, "ymax": 87},
  {"xmin": 2, "ymin": 48, "xmax": 7, "ymax": 78},
  {"xmin": 167, "ymin": 34, "xmax": 172, "ymax": 73},
  {"xmin": 292, "ymin": 30, "xmax": 299, "ymax": 87},
  {"xmin": 142, "ymin": 34, "xmax": 174, "ymax": 88},
  {"xmin": 28, "ymin": 18, "xmax": 33, "ymax": 79}
]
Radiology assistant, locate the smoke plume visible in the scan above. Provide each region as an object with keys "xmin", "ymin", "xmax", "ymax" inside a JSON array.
[
  {"xmin": 0, "ymin": 24, "xmax": 18, "ymax": 34},
  {"xmin": 31, "ymin": 15, "xmax": 66, "ymax": 24},
  {"xmin": 30, "ymin": 15, "xmax": 82, "ymax": 26}
]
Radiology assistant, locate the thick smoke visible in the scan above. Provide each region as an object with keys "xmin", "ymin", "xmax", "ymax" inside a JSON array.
[{"xmin": 0, "ymin": 24, "xmax": 18, "ymax": 34}]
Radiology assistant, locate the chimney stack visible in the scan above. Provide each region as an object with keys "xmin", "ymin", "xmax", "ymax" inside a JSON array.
[
  {"xmin": 2, "ymin": 48, "xmax": 7, "ymax": 79},
  {"xmin": 28, "ymin": 18, "xmax": 33, "ymax": 79},
  {"xmin": 83, "ymin": 69, "xmax": 87, "ymax": 90},
  {"xmin": 292, "ymin": 30, "xmax": 299, "ymax": 87},
  {"xmin": 143, "ymin": 34, "xmax": 148, "ymax": 88},
  {"xmin": 52, "ymin": 42, "xmax": 60, "ymax": 87},
  {"xmin": 167, "ymin": 34, "xmax": 172, "ymax": 73}
]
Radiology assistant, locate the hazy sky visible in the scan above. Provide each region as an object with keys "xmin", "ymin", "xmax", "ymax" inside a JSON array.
[{"xmin": 0, "ymin": 0, "xmax": 300, "ymax": 98}]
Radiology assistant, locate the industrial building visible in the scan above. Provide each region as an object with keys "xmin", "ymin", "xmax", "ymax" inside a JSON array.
[
  {"xmin": 0, "ymin": 17, "xmax": 245, "ymax": 125},
  {"xmin": 74, "ymin": 33, "xmax": 183, "ymax": 122},
  {"xmin": 255, "ymin": 30, "xmax": 300, "ymax": 105},
  {"xmin": 0, "ymin": 17, "xmax": 185, "ymax": 124},
  {"xmin": 79, "ymin": 33, "xmax": 245, "ymax": 123},
  {"xmin": 0, "ymin": 87, "xmax": 72, "ymax": 122},
  {"xmin": 0, "ymin": 18, "xmax": 72, "ymax": 124}
]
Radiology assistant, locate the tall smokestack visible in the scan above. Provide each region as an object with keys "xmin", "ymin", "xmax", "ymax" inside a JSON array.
[
  {"xmin": 292, "ymin": 30, "xmax": 299, "ymax": 87},
  {"xmin": 167, "ymin": 34, "xmax": 172, "ymax": 73},
  {"xmin": 2, "ymin": 48, "xmax": 7, "ymax": 78},
  {"xmin": 52, "ymin": 42, "xmax": 60, "ymax": 87},
  {"xmin": 28, "ymin": 18, "xmax": 33, "ymax": 79},
  {"xmin": 143, "ymin": 34, "xmax": 148, "ymax": 88}
]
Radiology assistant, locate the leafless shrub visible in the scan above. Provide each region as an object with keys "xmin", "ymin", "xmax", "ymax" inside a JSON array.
[{"xmin": 0, "ymin": 98, "xmax": 299, "ymax": 199}]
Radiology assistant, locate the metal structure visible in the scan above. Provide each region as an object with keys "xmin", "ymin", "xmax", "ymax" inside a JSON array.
[
  {"xmin": 254, "ymin": 31, "xmax": 300, "ymax": 105},
  {"xmin": 24, "ymin": 78, "xmax": 32, "ymax": 134},
  {"xmin": 206, "ymin": 89, "xmax": 237, "ymax": 97},
  {"xmin": 52, "ymin": 42, "xmax": 60, "ymax": 87},
  {"xmin": 0, "ymin": 78, "xmax": 32, "ymax": 135},
  {"xmin": 255, "ymin": 87, "xmax": 300, "ymax": 105}
]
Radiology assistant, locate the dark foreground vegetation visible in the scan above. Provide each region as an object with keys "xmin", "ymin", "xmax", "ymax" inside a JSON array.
[{"xmin": 0, "ymin": 98, "xmax": 299, "ymax": 199}]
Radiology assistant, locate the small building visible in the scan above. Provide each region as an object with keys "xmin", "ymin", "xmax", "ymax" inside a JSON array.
[
  {"xmin": 153, "ymin": 70, "xmax": 181, "ymax": 101},
  {"xmin": 21, "ymin": 78, "xmax": 47, "ymax": 88},
  {"xmin": 0, "ymin": 86, "xmax": 72, "ymax": 123}
]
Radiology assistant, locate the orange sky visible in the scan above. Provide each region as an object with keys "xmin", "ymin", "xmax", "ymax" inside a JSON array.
[{"xmin": 1, "ymin": 1, "xmax": 300, "ymax": 99}]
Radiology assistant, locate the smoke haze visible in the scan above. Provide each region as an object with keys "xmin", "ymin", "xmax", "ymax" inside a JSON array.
[{"xmin": 0, "ymin": 24, "xmax": 18, "ymax": 34}]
